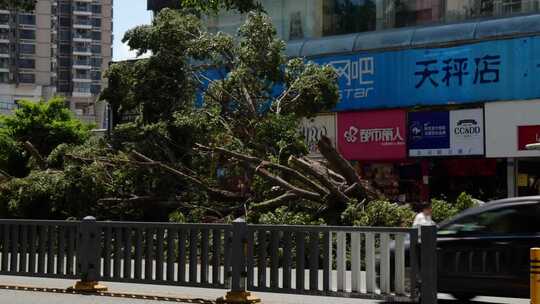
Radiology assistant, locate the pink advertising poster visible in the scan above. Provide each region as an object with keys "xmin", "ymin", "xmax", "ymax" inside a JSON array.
[{"xmin": 337, "ymin": 109, "xmax": 407, "ymax": 160}]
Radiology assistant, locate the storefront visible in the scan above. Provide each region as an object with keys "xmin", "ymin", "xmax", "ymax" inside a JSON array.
[
  {"xmin": 337, "ymin": 109, "xmax": 426, "ymax": 202},
  {"xmin": 486, "ymin": 100, "xmax": 540, "ymax": 197},
  {"xmin": 408, "ymin": 108, "xmax": 506, "ymax": 201}
]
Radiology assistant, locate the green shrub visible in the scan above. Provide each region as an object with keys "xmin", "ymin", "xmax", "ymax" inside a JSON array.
[
  {"xmin": 344, "ymin": 200, "xmax": 415, "ymax": 228},
  {"xmin": 431, "ymin": 198, "xmax": 459, "ymax": 223},
  {"xmin": 455, "ymin": 192, "xmax": 477, "ymax": 212},
  {"xmin": 258, "ymin": 206, "xmax": 325, "ymax": 225}
]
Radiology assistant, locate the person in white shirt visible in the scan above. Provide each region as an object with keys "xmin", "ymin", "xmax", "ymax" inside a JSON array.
[{"xmin": 413, "ymin": 203, "xmax": 436, "ymax": 229}]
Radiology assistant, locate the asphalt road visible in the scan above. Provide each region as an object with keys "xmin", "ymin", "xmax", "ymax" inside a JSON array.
[{"xmin": 0, "ymin": 275, "xmax": 529, "ymax": 304}]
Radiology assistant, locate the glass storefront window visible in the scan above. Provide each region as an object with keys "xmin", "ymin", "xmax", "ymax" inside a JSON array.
[{"xmin": 206, "ymin": 0, "xmax": 540, "ymax": 41}]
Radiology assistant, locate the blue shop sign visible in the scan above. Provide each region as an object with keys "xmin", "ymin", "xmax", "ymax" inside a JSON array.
[
  {"xmin": 408, "ymin": 111, "xmax": 450, "ymax": 152},
  {"xmin": 311, "ymin": 36, "xmax": 540, "ymax": 111}
]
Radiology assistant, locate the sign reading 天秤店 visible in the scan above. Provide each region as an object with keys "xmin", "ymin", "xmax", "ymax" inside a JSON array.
[
  {"xmin": 311, "ymin": 36, "xmax": 540, "ymax": 111},
  {"xmin": 408, "ymin": 108, "xmax": 485, "ymax": 157},
  {"xmin": 299, "ymin": 114, "xmax": 336, "ymax": 158}
]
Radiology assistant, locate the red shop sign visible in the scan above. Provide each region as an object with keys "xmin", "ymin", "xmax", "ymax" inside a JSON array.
[
  {"xmin": 337, "ymin": 109, "xmax": 407, "ymax": 160},
  {"xmin": 518, "ymin": 125, "xmax": 540, "ymax": 150}
]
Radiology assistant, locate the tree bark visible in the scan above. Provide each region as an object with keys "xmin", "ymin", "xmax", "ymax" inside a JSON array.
[{"xmin": 23, "ymin": 141, "xmax": 46, "ymax": 170}]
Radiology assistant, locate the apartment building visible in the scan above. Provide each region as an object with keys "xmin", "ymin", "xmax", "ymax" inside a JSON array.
[{"xmin": 0, "ymin": 0, "xmax": 112, "ymax": 127}]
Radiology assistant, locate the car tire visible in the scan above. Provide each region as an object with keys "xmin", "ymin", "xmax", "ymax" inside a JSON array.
[{"xmin": 452, "ymin": 293, "xmax": 476, "ymax": 302}]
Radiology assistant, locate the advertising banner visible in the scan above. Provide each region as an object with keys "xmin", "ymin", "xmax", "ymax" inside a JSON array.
[
  {"xmin": 518, "ymin": 125, "xmax": 540, "ymax": 150},
  {"xmin": 408, "ymin": 108, "xmax": 484, "ymax": 157},
  {"xmin": 337, "ymin": 109, "xmax": 407, "ymax": 161},
  {"xmin": 300, "ymin": 114, "xmax": 336, "ymax": 158}
]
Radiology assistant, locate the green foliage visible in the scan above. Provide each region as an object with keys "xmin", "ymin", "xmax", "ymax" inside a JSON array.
[
  {"xmin": 0, "ymin": 133, "xmax": 27, "ymax": 177},
  {"xmin": 1, "ymin": 97, "xmax": 92, "ymax": 156},
  {"xmin": 430, "ymin": 198, "xmax": 459, "ymax": 223},
  {"xmin": 179, "ymin": 0, "xmax": 261, "ymax": 14},
  {"xmin": 455, "ymin": 191, "xmax": 477, "ymax": 212},
  {"xmin": 258, "ymin": 206, "xmax": 325, "ymax": 225},
  {"xmin": 0, "ymin": 0, "xmax": 35, "ymax": 11},
  {"xmin": 169, "ymin": 210, "xmax": 187, "ymax": 223},
  {"xmin": 343, "ymin": 200, "xmax": 415, "ymax": 228}
]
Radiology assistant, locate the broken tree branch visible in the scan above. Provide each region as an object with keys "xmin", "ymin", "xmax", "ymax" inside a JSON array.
[
  {"xmin": 23, "ymin": 141, "xmax": 46, "ymax": 170},
  {"xmin": 130, "ymin": 151, "xmax": 246, "ymax": 201}
]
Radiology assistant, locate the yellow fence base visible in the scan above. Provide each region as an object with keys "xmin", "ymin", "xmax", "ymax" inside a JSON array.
[
  {"xmin": 216, "ymin": 291, "xmax": 261, "ymax": 304},
  {"xmin": 67, "ymin": 281, "xmax": 108, "ymax": 293},
  {"xmin": 531, "ymin": 248, "xmax": 540, "ymax": 304}
]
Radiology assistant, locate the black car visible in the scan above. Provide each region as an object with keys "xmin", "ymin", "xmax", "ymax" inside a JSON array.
[{"xmin": 436, "ymin": 196, "xmax": 540, "ymax": 300}]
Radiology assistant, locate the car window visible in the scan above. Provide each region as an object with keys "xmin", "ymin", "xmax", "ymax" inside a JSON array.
[{"xmin": 438, "ymin": 203, "xmax": 540, "ymax": 236}]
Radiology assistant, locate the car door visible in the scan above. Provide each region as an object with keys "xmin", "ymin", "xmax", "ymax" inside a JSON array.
[{"xmin": 437, "ymin": 201, "xmax": 540, "ymax": 298}]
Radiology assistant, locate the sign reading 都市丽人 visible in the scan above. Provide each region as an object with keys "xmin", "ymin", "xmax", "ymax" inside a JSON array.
[{"xmin": 408, "ymin": 109, "xmax": 484, "ymax": 157}]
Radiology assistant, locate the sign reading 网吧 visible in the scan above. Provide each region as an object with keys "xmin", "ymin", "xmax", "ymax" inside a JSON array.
[
  {"xmin": 337, "ymin": 109, "xmax": 407, "ymax": 161},
  {"xmin": 408, "ymin": 108, "xmax": 484, "ymax": 157},
  {"xmin": 311, "ymin": 36, "xmax": 540, "ymax": 111}
]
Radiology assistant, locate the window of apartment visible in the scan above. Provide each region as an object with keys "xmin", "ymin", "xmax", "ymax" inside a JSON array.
[
  {"xmin": 74, "ymin": 83, "xmax": 91, "ymax": 93},
  {"xmin": 92, "ymin": 18, "xmax": 101, "ymax": 28},
  {"xmin": 75, "ymin": 16, "xmax": 91, "ymax": 26},
  {"xmin": 18, "ymin": 14, "xmax": 36, "ymax": 25},
  {"xmin": 58, "ymin": 82, "xmax": 70, "ymax": 93},
  {"xmin": 75, "ymin": 55, "xmax": 89, "ymax": 66},
  {"xmin": 58, "ymin": 70, "xmax": 70, "ymax": 82},
  {"xmin": 91, "ymin": 44, "xmax": 101, "ymax": 54},
  {"xmin": 60, "ymin": 17, "xmax": 71, "ymax": 27},
  {"xmin": 17, "ymin": 58, "xmax": 35, "ymax": 69},
  {"xmin": 59, "ymin": 57, "xmax": 71, "ymax": 67},
  {"xmin": 0, "ymin": 43, "xmax": 8, "ymax": 54},
  {"xmin": 91, "ymin": 84, "xmax": 101, "ymax": 94},
  {"xmin": 91, "ymin": 57, "xmax": 101, "ymax": 68},
  {"xmin": 75, "ymin": 69, "xmax": 89, "ymax": 79},
  {"xmin": 92, "ymin": 4, "xmax": 102, "ymax": 14},
  {"xmin": 0, "ymin": 14, "xmax": 9, "ymax": 25},
  {"xmin": 19, "ymin": 29, "xmax": 35, "ymax": 40},
  {"xmin": 59, "ymin": 3, "xmax": 72, "ymax": 14},
  {"xmin": 0, "ymin": 58, "xmax": 9, "ymax": 69},
  {"xmin": 18, "ymin": 73, "xmax": 35, "ymax": 83},
  {"xmin": 0, "ymin": 72, "xmax": 8, "ymax": 83},
  {"xmin": 19, "ymin": 44, "xmax": 35, "ymax": 54},
  {"xmin": 59, "ymin": 30, "xmax": 71, "ymax": 41},
  {"xmin": 0, "ymin": 28, "xmax": 8, "ymax": 40},
  {"xmin": 74, "ymin": 2, "xmax": 90, "ymax": 12},
  {"xmin": 74, "ymin": 29, "xmax": 91, "ymax": 39},
  {"xmin": 59, "ymin": 44, "xmax": 71, "ymax": 54},
  {"xmin": 91, "ymin": 70, "xmax": 101, "ymax": 81},
  {"xmin": 91, "ymin": 31, "xmax": 101, "ymax": 41}
]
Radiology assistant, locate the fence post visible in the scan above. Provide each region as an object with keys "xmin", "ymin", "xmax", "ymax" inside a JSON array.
[
  {"xmin": 420, "ymin": 225, "xmax": 437, "ymax": 304},
  {"xmin": 217, "ymin": 218, "xmax": 260, "ymax": 304},
  {"xmin": 531, "ymin": 248, "xmax": 540, "ymax": 304},
  {"xmin": 69, "ymin": 216, "xmax": 107, "ymax": 292}
]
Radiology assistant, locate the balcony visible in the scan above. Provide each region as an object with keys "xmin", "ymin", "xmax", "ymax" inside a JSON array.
[
  {"xmin": 73, "ymin": 18, "xmax": 92, "ymax": 30},
  {"xmin": 72, "ymin": 76, "xmax": 92, "ymax": 83},
  {"xmin": 73, "ymin": 34, "xmax": 92, "ymax": 43},
  {"xmin": 73, "ymin": 47, "xmax": 92, "ymax": 56},
  {"xmin": 73, "ymin": 7, "xmax": 92, "ymax": 16},
  {"xmin": 73, "ymin": 60, "xmax": 92, "ymax": 69},
  {"xmin": 72, "ymin": 91, "xmax": 92, "ymax": 97}
]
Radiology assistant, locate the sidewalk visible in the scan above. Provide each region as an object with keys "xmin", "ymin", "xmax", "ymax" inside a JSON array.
[{"xmin": 0, "ymin": 275, "xmax": 529, "ymax": 304}]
